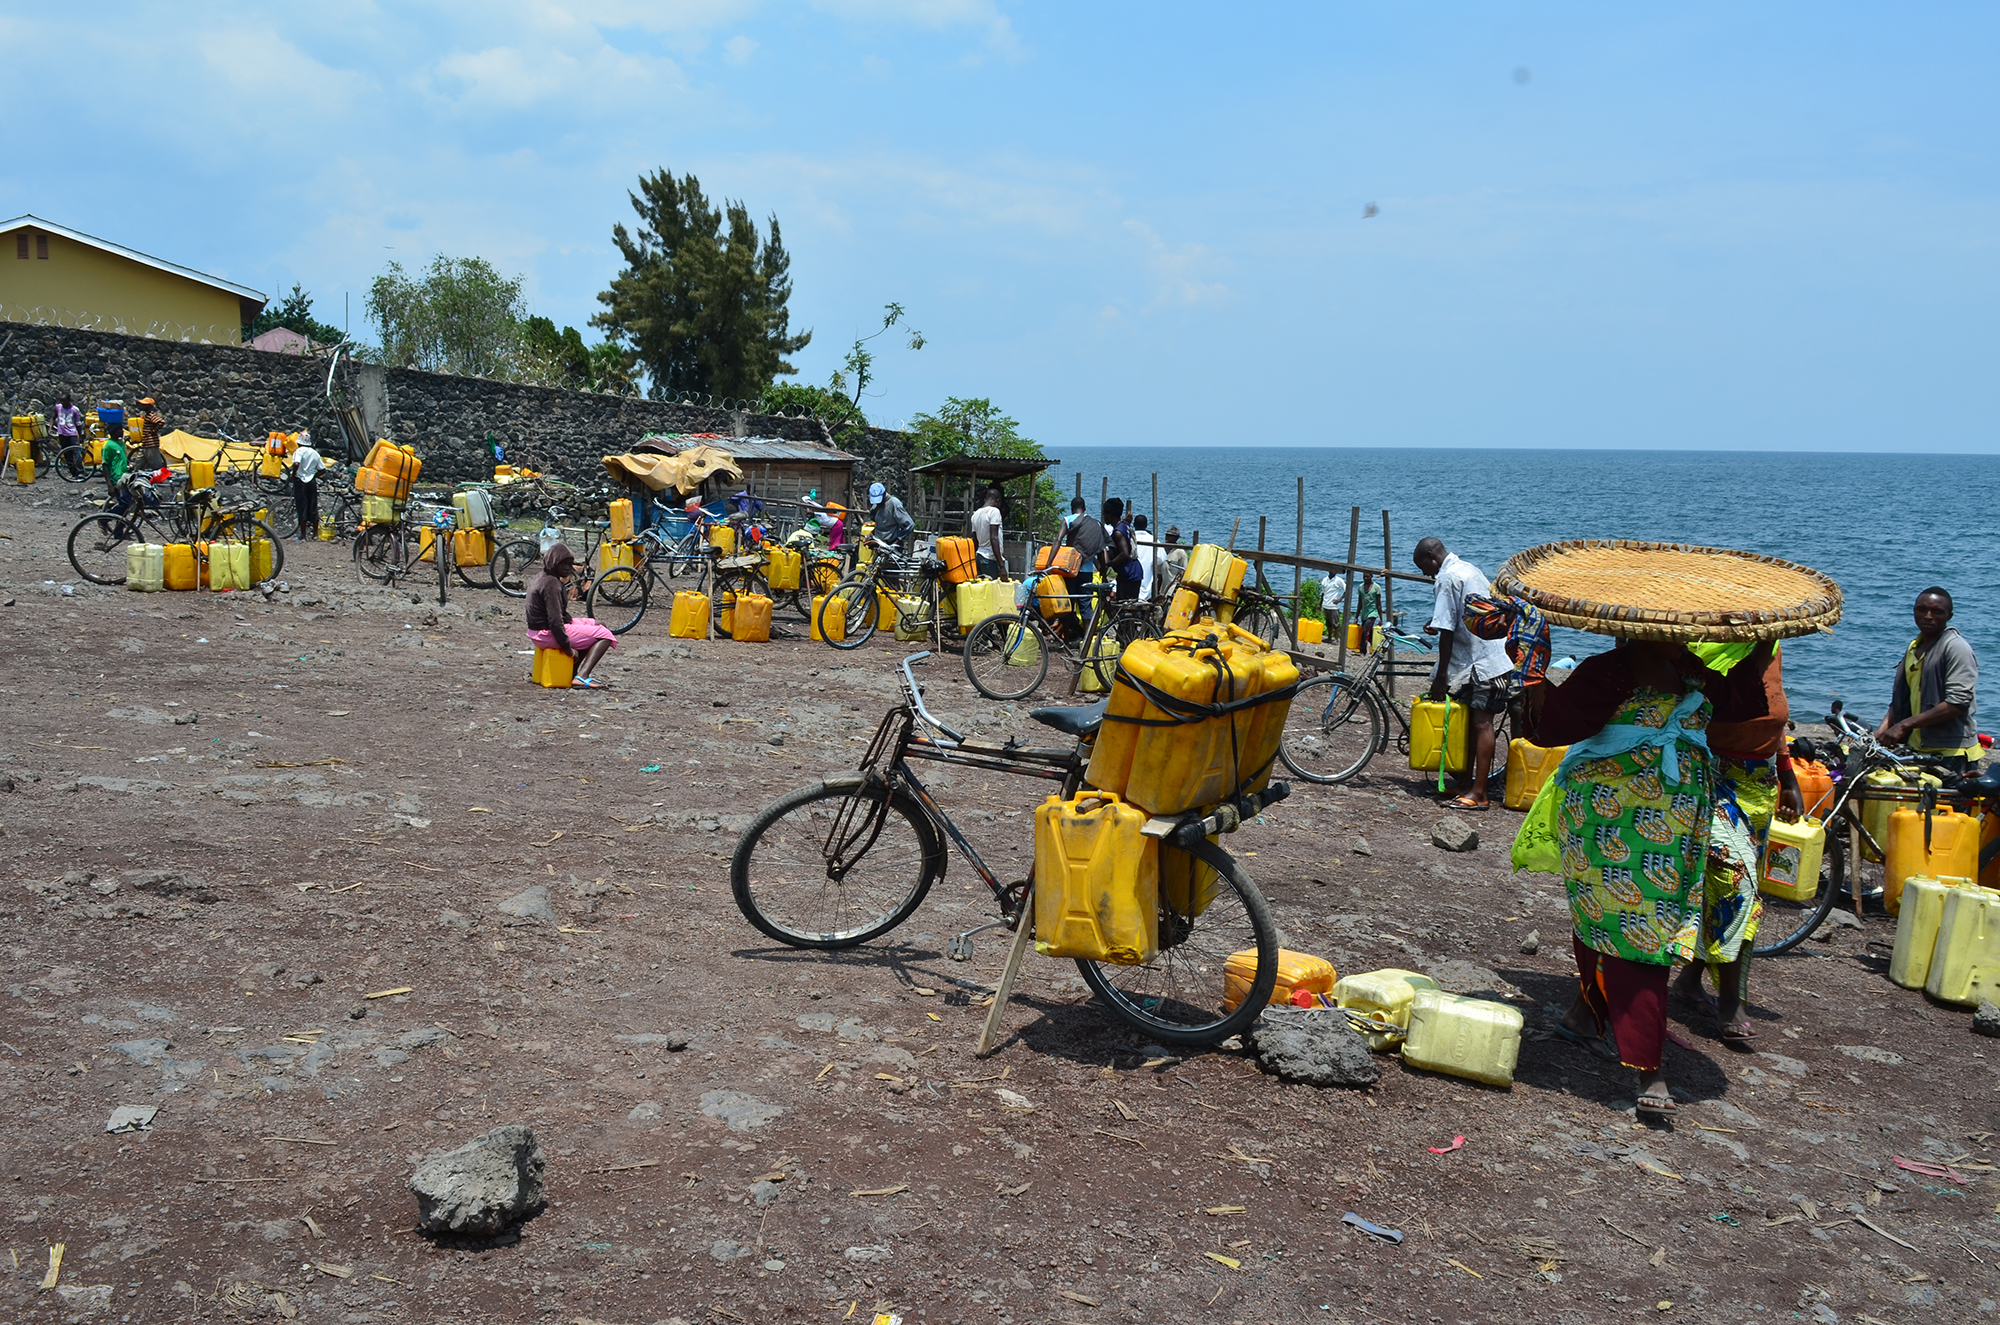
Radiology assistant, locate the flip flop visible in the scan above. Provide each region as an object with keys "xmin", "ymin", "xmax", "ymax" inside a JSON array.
[
  {"xmin": 1635, "ymin": 1092, "xmax": 1677, "ymax": 1117},
  {"xmin": 1445, "ymin": 796, "xmax": 1492, "ymax": 812},
  {"xmin": 1552, "ymin": 1024, "xmax": 1618, "ymax": 1061},
  {"xmin": 1718, "ymin": 1022, "xmax": 1760, "ymax": 1050},
  {"xmin": 570, "ymin": 677, "xmax": 604, "ymax": 689}
]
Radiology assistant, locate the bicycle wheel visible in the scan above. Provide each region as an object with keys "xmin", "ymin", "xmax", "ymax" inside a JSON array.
[
  {"xmin": 821, "ymin": 576, "xmax": 880, "ymax": 649},
  {"xmin": 212, "ymin": 515, "xmax": 286, "ymax": 581},
  {"xmin": 1753, "ymin": 821, "xmax": 1846, "ymax": 958},
  {"xmin": 964, "ymin": 614, "xmax": 1051, "ymax": 701},
  {"xmin": 354, "ymin": 525, "xmax": 407, "ymax": 584},
  {"xmin": 1082, "ymin": 608, "xmax": 1157, "ymax": 691},
  {"xmin": 731, "ymin": 780, "xmax": 945, "ymax": 949},
  {"xmin": 491, "ymin": 538, "xmax": 543, "ymax": 597},
  {"xmin": 260, "ymin": 489, "xmax": 301, "ymax": 540},
  {"xmin": 67, "ymin": 513, "xmax": 143, "ymax": 585},
  {"xmin": 589, "ymin": 567, "xmax": 650, "ymax": 635},
  {"xmin": 54, "ymin": 445, "xmax": 90, "ymax": 483},
  {"xmin": 1279, "ymin": 672, "xmax": 1386, "ymax": 784},
  {"xmin": 1076, "ymin": 835, "xmax": 1277, "ymax": 1046}
]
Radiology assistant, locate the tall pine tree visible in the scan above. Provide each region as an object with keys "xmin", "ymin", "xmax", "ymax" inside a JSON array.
[{"xmin": 593, "ymin": 169, "xmax": 810, "ymax": 401}]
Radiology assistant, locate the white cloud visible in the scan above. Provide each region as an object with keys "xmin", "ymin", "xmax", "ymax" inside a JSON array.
[
  {"xmin": 724, "ymin": 34, "xmax": 758, "ymax": 63},
  {"xmin": 809, "ymin": 0, "xmax": 1022, "ymax": 59},
  {"xmin": 1122, "ymin": 219, "xmax": 1231, "ymax": 310}
]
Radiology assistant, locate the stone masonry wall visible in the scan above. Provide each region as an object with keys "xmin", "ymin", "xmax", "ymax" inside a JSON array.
[{"xmin": 1, "ymin": 321, "xmax": 914, "ymax": 496}]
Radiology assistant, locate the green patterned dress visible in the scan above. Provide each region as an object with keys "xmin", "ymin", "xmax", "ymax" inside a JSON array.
[{"xmin": 1558, "ymin": 688, "xmax": 1715, "ymax": 965}]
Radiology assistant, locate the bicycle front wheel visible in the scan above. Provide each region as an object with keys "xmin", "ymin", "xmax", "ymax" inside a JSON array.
[
  {"xmin": 212, "ymin": 515, "xmax": 286, "ymax": 582},
  {"xmin": 1279, "ymin": 672, "xmax": 1385, "ymax": 784},
  {"xmin": 68, "ymin": 513, "xmax": 141, "ymax": 585},
  {"xmin": 963, "ymin": 614, "xmax": 1050, "ymax": 701},
  {"xmin": 731, "ymin": 781, "xmax": 945, "ymax": 948},
  {"xmin": 589, "ymin": 567, "xmax": 650, "ymax": 635},
  {"xmin": 1076, "ymin": 835, "xmax": 1277, "ymax": 1046},
  {"xmin": 1083, "ymin": 608, "xmax": 1157, "ymax": 691},
  {"xmin": 821, "ymin": 577, "xmax": 880, "ymax": 649},
  {"xmin": 54, "ymin": 446, "xmax": 91, "ymax": 483},
  {"xmin": 1753, "ymin": 822, "xmax": 1846, "ymax": 958},
  {"xmin": 491, "ymin": 538, "xmax": 542, "ymax": 597},
  {"xmin": 354, "ymin": 525, "xmax": 407, "ymax": 584}
]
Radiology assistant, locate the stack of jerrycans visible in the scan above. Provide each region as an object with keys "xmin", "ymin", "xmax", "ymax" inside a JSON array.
[{"xmin": 1085, "ymin": 621, "xmax": 1297, "ymax": 817}]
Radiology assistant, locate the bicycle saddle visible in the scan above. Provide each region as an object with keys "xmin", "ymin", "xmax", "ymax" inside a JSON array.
[
  {"xmin": 1029, "ymin": 699, "xmax": 1108, "ymax": 738},
  {"xmin": 1970, "ymin": 762, "xmax": 2000, "ymax": 796}
]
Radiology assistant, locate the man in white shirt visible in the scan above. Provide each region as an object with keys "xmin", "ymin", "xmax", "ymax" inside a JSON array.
[
  {"xmin": 1413, "ymin": 536, "xmax": 1517, "ymax": 809},
  {"xmin": 1131, "ymin": 514, "xmax": 1157, "ymax": 601},
  {"xmin": 288, "ymin": 433, "xmax": 325, "ymax": 541},
  {"xmin": 969, "ymin": 487, "xmax": 1005, "ymax": 578}
]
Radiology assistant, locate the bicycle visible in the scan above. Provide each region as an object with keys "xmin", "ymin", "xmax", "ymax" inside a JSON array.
[
  {"xmin": 1276, "ymin": 631, "xmax": 1520, "ymax": 787},
  {"xmin": 491, "ymin": 507, "xmax": 613, "ymax": 598},
  {"xmin": 353, "ymin": 500, "xmax": 473, "ymax": 598},
  {"xmin": 66, "ymin": 474, "xmax": 287, "ymax": 586},
  {"xmin": 814, "ymin": 538, "xmax": 956, "ymax": 650},
  {"xmin": 1748, "ymin": 707, "xmax": 1996, "ymax": 957},
  {"xmin": 961, "ymin": 580, "xmax": 1162, "ymax": 701},
  {"xmin": 730, "ymin": 654, "xmax": 1289, "ymax": 1045}
]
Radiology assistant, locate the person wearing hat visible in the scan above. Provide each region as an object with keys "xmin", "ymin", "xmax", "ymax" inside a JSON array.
[
  {"xmin": 132, "ymin": 397, "xmax": 167, "ymax": 475},
  {"xmin": 286, "ymin": 431, "xmax": 325, "ymax": 542},
  {"xmin": 867, "ymin": 482, "xmax": 913, "ymax": 552}
]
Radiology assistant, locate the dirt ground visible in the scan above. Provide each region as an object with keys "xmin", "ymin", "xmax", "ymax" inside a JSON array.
[{"xmin": 0, "ymin": 476, "xmax": 1995, "ymax": 1325}]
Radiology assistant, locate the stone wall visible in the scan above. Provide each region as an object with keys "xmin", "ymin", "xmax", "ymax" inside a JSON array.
[{"xmin": 0, "ymin": 320, "xmax": 914, "ymax": 495}]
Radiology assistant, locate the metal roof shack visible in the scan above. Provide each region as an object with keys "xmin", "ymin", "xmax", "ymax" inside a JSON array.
[{"xmin": 637, "ymin": 433, "xmax": 859, "ymax": 509}]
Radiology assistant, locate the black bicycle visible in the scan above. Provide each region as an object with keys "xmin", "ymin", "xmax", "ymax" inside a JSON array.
[{"xmin": 730, "ymin": 654, "xmax": 1287, "ymax": 1046}]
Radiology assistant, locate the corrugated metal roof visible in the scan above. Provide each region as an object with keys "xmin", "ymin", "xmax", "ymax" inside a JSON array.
[{"xmin": 639, "ymin": 433, "xmax": 857, "ymax": 464}]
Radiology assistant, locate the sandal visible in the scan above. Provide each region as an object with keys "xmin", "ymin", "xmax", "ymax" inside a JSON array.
[
  {"xmin": 571, "ymin": 677, "xmax": 604, "ymax": 689},
  {"xmin": 1635, "ymin": 1092, "xmax": 1677, "ymax": 1117},
  {"xmin": 1445, "ymin": 795, "xmax": 1491, "ymax": 812},
  {"xmin": 1718, "ymin": 1021, "xmax": 1759, "ymax": 1050}
]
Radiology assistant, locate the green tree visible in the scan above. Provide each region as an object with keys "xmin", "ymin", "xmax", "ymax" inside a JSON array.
[
  {"xmin": 757, "ymin": 304, "xmax": 923, "ymax": 443},
  {"xmin": 908, "ymin": 397, "xmax": 1060, "ymax": 538},
  {"xmin": 519, "ymin": 316, "xmax": 592, "ymax": 388},
  {"xmin": 242, "ymin": 283, "xmax": 344, "ymax": 346},
  {"xmin": 367, "ymin": 256, "xmax": 527, "ymax": 378},
  {"xmin": 586, "ymin": 341, "xmax": 640, "ymax": 396},
  {"xmin": 593, "ymin": 167, "xmax": 810, "ymax": 401}
]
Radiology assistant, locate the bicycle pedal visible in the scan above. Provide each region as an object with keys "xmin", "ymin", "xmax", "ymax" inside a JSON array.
[{"xmin": 947, "ymin": 934, "xmax": 975, "ymax": 962}]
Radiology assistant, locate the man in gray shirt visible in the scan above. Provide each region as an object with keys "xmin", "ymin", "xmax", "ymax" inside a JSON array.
[{"xmin": 1878, "ymin": 586, "xmax": 1982, "ymax": 770}]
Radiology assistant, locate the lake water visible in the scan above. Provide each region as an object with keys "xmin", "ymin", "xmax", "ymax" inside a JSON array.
[{"xmin": 1053, "ymin": 446, "xmax": 2000, "ymax": 728}]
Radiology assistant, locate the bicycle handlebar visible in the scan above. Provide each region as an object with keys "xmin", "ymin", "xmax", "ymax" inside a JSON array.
[{"xmin": 899, "ymin": 653, "xmax": 965, "ymax": 745}]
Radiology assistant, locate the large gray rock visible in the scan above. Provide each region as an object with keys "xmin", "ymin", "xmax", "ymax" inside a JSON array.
[
  {"xmin": 1244, "ymin": 1007, "xmax": 1380, "ymax": 1088},
  {"xmin": 496, "ymin": 886, "xmax": 555, "ymax": 923},
  {"xmin": 1431, "ymin": 816, "xmax": 1479, "ymax": 852},
  {"xmin": 410, "ymin": 1124, "xmax": 546, "ymax": 1236},
  {"xmin": 1972, "ymin": 1001, "xmax": 2000, "ymax": 1038}
]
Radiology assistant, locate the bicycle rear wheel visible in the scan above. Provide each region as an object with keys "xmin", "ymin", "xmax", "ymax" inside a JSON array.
[
  {"xmin": 731, "ymin": 780, "xmax": 945, "ymax": 948},
  {"xmin": 492, "ymin": 538, "xmax": 542, "ymax": 597},
  {"xmin": 588, "ymin": 567, "xmax": 650, "ymax": 634},
  {"xmin": 54, "ymin": 446, "xmax": 91, "ymax": 483},
  {"xmin": 354, "ymin": 525, "xmax": 408, "ymax": 584},
  {"xmin": 1279, "ymin": 672, "xmax": 1385, "ymax": 784},
  {"xmin": 1083, "ymin": 608, "xmax": 1157, "ymax": 691},
  {"xmin": 211, "ymin": 514, "xmax": 286, "ymax": 581},
  {"xmin": 1076, "ymin": 836, "xmax": 1277, "ymax": 1046},
  {"xmin": 1753, "ymin": 822, "xmax": 1846, "ymax": 957},
  {"xmin": 963, "ymin": 614, "xmax": 1051, "ymax": 701},
  {"xmin": 67, "ymin": 513, "xmax": 143, "ymax": 585},
  {"xmin": 821, "ymin": 577, "xmax": 880, "ymax": 649},
  {"xmin": 1233, "ymin": 603, "xmax": 1288, "ymax": 649}
]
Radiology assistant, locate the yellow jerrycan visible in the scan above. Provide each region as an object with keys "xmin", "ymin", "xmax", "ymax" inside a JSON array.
[
  {"xmin": 1888, "ymin": 875, "xmax": 1952, "ymax": 990},
  {"xmin": 1334, "ymin": 968, "xmax": 1439, "ymax": 1050},
  {"xmin": 1924, "ymin": 883, "xmax": 2000, "ymax": 1006},
  {"xmin": 1759, "ymin": 817, "xmax": 1826, "ymax": 902},
  {"xmin": 1222, "ymin": 948, "xmax": 1335, "ymax": 1012},
  {"xmin": 1884, "ymin": 806, "xmax": 1980, "ymax": 915},
  {"xmin": 1401, "ymin": 990, "xmax": 1525, "ymax": 1087},
  {"xmin": 669, "ymin": 590, "xmax": 711, "ymax": 639},
  {"xmin": 811, "ymin": 593, "xmax": 845, "ymax": 642},
  {"xmin": 1409, "ymin": 698, "xmax": 1469, "ymax": 773},
  {"xmin": 1503, "ymin": 739, "xmax": 1569, "ymax": 811},
  {"xmin": 1032, "ymin": 792, "xmax": 1159, "ymax": 964}
]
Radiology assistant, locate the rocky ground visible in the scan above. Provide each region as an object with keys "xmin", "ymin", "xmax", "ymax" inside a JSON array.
[{"xmin": 0, "ymin": 475, "xmax": 1994, "ymax": 1325}]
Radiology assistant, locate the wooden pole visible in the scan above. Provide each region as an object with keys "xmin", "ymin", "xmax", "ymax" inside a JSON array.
[
  {"xmin": 1075, "ymin": 471, "xmax": 1082, "ymax": 502},
  {"xmin": 1024, "ymin": 473, "xmax": 1036, "ymax": 576},
  {"xmin": 976, "ymin": 886, "xmax": 1037, "ymax": 1058},
  {"xmin": 1382, "ymin": 509, "xmax": 1395, "ymax": 700},
  {"xmin": 1100, "ymin": 475, "xmax": 1108, "ymax": 513},
  {"xmin": 1335, "ymin": 505, "xmax": 1360, "ymax": 669},
  {"xmin": 1227, "ymin": 516, "xmax": 1241, "ymax": 550},
  {"xmin": 1294, "ymin": 476, "xmax": 1305, "ymax": 602}
]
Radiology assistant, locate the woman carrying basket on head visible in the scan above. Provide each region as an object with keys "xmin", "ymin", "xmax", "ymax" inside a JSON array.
[{"xmin": 525, "ymin": 542, "xmax": 617, "ymax": 688}]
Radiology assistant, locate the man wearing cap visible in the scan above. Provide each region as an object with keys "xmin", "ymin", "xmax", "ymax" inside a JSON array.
[
  {"xmin": 1877, "ymin": 587, "xmax": 1981, "ymax": 771},
  {"xmin": 867, "ymin": 482, "xmax": 914, "ymax": 552}
]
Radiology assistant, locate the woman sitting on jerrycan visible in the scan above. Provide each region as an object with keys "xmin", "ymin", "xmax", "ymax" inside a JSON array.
[
  {"xmin": 525, "ymin": 543, "xmax": 617, "ymax": 689},
  {"xmin": 1518, "ymin": 637, "xmax": 1716, "ymax": 1118}
]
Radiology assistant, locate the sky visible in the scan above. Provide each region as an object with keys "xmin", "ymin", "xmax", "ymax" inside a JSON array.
[{"xmin": 6, "ymin": 3, "xmax": 1997, "ymax": 451}]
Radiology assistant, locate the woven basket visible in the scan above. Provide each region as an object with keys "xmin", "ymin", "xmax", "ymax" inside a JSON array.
[{"xmin": 1493, "ymin": 540, "xmax": 1842, "ymax": 642}]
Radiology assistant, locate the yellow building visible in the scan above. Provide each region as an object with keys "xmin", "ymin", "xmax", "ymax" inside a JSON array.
[{"xmin": 0, "ymin": 214, "xmax": 265, "ymax": 345}]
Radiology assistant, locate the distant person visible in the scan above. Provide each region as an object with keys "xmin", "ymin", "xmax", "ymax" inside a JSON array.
[
  {"xmin": 1157, "ymin": 526, "xmax": 1188, "ymax": 600},
  {"xmin": 1356, "ymin": 573, "xmax": 1382, "ymax": 647},
  {"xmin": 1413, "ymin": 536, "xmax": 1516, "ymax": 809},
  {"xmin": 525, "ymin": 542, "xmax": 616, "ymax": 688},
  {"xmin": 1877, "ymin": 587, "xmax": 1981, "ymax": 770},
  {"xmin": 1103, "ymin": 498, "xmax": 1142, "ymax": 601},
  {"xmin": 101, "ymin": 428, "xmax": 129, "ymax": 512},
  {"xmin": 1061, "ymin": 497, "xmax": 1108, "ymax": 577},
  {"xmin": 51, "ymin": 393, "xmax": 83, "ymax": 469},
  {"xmin": 287, "ymin": 432, "xmax": 324, "ymax": 542},
  {"xmin": 131, "ymin": 397, "xmax": 167, "ymax": 475},
  {"xmin": 970, "ymin": 486, "xmax": 1005, "ymax": 578},
  {"xmin": 1131, "ymin": 514, "xmax": 1157, "ymax": 602},
  {"xmin": 867, "ymin": 482, "xmax": 913, "ymax": 552}
]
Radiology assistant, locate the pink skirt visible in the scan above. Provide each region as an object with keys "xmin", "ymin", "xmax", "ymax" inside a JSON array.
[{"xmin": 526, "ymin": 618, "xmax": 617, "ymax": 651}]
